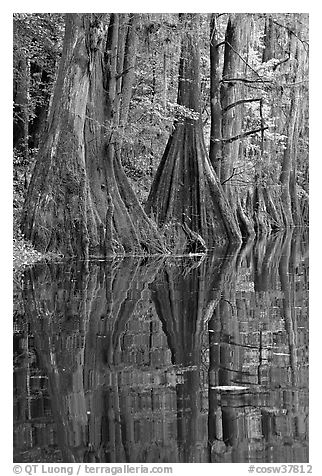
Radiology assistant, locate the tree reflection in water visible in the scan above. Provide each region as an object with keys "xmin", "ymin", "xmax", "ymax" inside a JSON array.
[{"xmin": 13, "ymin": 230, "xmax": 308, "ymax": 463}]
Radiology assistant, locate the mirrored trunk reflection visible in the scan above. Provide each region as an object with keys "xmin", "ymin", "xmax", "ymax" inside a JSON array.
[{"xmin": 13, "ymin": 230, "xmax": 308, "ymax": 463}]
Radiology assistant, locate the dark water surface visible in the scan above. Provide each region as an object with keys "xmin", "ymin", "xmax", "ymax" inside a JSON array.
[{"xmin": 13, "ymin": 230, "xmax": 309, "ymax": 463}]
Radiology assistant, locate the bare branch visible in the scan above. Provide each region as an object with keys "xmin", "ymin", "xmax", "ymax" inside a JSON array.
[
  {"xmin": 215, "ymin": 41, "xmax": 226, "ymax": 48},
  {"xmin": 221, "ymin": 126, "xmax": 269, "ymax": 144},
  {"xmin": 273, "ymin": 54, "xmax": 290, "ymax": 70},
  {"xmin": 115, "ymin": 65, "xmax": 135, "ymax": 80},
  {"xmin": 223, "ymin": 97, "xmax": 262, "ymax": 113},
  {"xmin": 221, "ymin": 168, "xmax": 237, "ymax": 186},
  {"xmin": 221, "ymin": 168, "xmax": 244, "ymax": 186},
  {"xmin": 283, "ymin": 80, "xmax": 309, "ymax": 88},
  {"xmin": 220, "ymin": 77, "xmax": 272, "ymax": 85}
]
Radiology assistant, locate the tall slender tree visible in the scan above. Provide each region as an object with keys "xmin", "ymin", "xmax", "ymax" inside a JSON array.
[
  {"xmin": 261, "ymin": 14, "xmax": 309, "ymax": 228},
  {"xmin": 146, "ymin": 13, "xmax": 241, "ymax": 251},
  {"xmin": 220, "ymin": 15, "xmax": 244, "ymax": 193},
  {"xmin": 209, "ymin": 14, "xmax": 222, "ymax": 174}
]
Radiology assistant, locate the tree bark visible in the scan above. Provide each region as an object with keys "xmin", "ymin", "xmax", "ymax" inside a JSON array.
[
  {"xmin": 280, "ymin": 34, "xmax": 301, "ymax": 229},
  {"xmin": 220, "ymin": 15, "xmax": 244, "ymax": 194},
  {"xmin": 262, "ymin": 16, "xmax": 277, "ymax": 62},
  {"xmin": 119, "ymin": 14, "xmax": 139, "ymax": 127},
  {"xmin": 262, "ymin": 15, "xmax": 308, "ymax": 229},
  {"xmin": 209, "ymin": 14, "xmax": 222, "ymax": 174},
  {"xmin": 280, "ymin": 95, "xmax": 297, "ymax": 228},
  {"xmin": 22, "ymin": 14, "xmax": 165, "ymax": 258},
  {"xmin": 146, "ymin": 14, "xmax": 242, "ymax": 251}
]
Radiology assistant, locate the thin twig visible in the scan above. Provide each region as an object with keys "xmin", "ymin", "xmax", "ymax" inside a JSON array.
[{"xmin": 221, "ymin": 168, "xmax": 243, "ymax": 186}]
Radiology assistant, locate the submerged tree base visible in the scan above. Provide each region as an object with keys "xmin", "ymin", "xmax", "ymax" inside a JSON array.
[
  {"xmin": 235, "ymin": 183, "xmax": 308, "ymax": 239},
  {"xmin": 22, "ymin": 14, "xmax": 166, "ymax": 260},
  {"xmin": 146, "ymin": 121, "xmax": 242, "ymax": 251},
  {"xmin": 145, "ymin": 15, "xmax": 242, "ymax": 251}
]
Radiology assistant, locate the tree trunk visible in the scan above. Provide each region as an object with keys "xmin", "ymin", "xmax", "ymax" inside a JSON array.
[
  {"xmin": 119, "ymin": 14, "xmax": 139, "ymax": 127},
  {"xmin": 113, "ymin": 14, "xmax": 128, "ymax": 127},
  {"xmin": 114, "ymin": 13, "xmax": 140, "ymax": 164},
  {"xmin": 280, "ymin": 93, "xmax": 297, "ymax": 228},
  {"xmin": 263, "ymin": 15, "xmax": 308, "ymax": 229},
  {"xmin": 262, "ymin": 16, "xmax": 277, "ymax": 62},
  {"xmin": 220, "ymin": 15, "xmax": 244, "ymax": 195},
  {"xmin": 209, "ymin": 14, "xmax": 222, "ymax": 174},
  {"xmin": 253, "ymin": 184, "xmax": 271, "ymax": 236},
  {"xmin": 145, "ymin": 14, "xmax": 241, "ymax": 251},
  {"xmin": 279, "ymin": 31, "xmax": 304, "ymax": 229},
  {"xmin": 236, "ymin": 191, "xmax": 255, "ymax": 237},
  {"xmin": 22, "ymin": 14, "xmax": 165, "ymax": 258}
]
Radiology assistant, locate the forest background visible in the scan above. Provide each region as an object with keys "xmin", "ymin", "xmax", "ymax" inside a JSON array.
[
  {"xmin": 12, "ymin": 9, "xmax": 310, "ymax": 264},
  {"xmin": 4, "ymin": 1, "xmax": 322, "ymax": 473}
]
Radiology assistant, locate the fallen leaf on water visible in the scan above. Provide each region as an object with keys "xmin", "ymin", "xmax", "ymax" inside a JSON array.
[{"xmin": 210, "ymin": 385, "xmax": 250, "ymax": 391}]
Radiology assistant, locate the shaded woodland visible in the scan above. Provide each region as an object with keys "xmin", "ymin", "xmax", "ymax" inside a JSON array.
[
  {"xmin": 13, "ymin": 13, "xmax": 309, "ymax": 258},
  {"xmin": 13, "ymin": 13, "xmax": 310, "ymax": 465}
]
